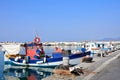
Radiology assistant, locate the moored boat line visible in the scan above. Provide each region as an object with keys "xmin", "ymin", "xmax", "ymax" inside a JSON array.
[{"xmin": 2, "ymin": 40, "xmax": 120, "ymax": 80}]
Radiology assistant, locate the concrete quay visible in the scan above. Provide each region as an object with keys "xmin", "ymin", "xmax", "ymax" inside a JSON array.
[{"xmin": 42, "ymin": 50, "xmax": 120, "ymax": 80}]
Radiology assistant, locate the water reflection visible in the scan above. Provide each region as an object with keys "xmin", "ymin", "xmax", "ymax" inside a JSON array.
[
  {"xmin": 0, "ymin": 51, "xmax": 4, "ymax": 80},
  {"xmin": 4, "ymin": 66, "xmax": 54, "ymax": 80}
]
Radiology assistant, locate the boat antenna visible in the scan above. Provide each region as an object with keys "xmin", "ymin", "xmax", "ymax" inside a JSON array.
[{"xmin": 35, "ymin": 30, "xmax": 38, "ymax": 38}]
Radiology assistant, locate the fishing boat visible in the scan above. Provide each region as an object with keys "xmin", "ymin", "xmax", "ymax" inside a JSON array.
[{"xmin": 2, "ymin": 36, "xmax": 91, "ymax": 67}]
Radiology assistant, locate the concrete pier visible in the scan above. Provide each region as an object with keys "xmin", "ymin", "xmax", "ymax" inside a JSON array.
[{"xmin": 42, "ymin": 50, "xmax": 120, "ymax": 80}]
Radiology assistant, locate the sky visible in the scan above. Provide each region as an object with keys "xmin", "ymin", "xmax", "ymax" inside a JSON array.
[{"xmin": 0, "ymin": 0, "xmax": 120, "ymax": 42}]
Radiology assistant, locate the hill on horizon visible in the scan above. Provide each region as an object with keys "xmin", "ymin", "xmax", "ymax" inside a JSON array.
[{"xmin": 101, "ymin": 37, "xmax": 120, "ymax": 41}]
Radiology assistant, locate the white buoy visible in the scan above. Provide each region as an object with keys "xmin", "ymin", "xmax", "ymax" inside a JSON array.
[
  {"xmin": 23, "ymin": 59, "xmax": 26, "ymax": 64},
  {"xmin": 18, "ymin": 56, "xmax": 21, "ymax": 59},
  {"xmin": 15, "ymin": 57, "xmax": 19, "ymax": 62}
]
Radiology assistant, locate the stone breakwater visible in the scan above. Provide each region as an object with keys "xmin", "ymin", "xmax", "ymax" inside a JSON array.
[
  {"xmin": 0, "ymin": 41, "xmax": 120, "ymax": 47},
  {"xmin": 42, "ymin": 50, "xmax": 120, "ymax": 80}
]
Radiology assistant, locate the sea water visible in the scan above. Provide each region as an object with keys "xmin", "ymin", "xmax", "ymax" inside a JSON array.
[
  {"xmin": 0, "ymin": 50, "xmax": 4, "ymax": 80},
  {"xmin": 0, "ymin": 46, "xmax": 81, "ymax": 80}
]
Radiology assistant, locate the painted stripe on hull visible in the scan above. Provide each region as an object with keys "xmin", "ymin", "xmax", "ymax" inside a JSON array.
[{"xmin": 9, "ymin": 57, "xmax": 82, "ymax": 67}]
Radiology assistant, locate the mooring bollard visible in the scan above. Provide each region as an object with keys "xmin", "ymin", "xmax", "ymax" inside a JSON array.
[
  {"xmin": 62, "ymin": 50, "xmax": 70, "ymax": 66},
  {"xmin": 63, "ymin": 57, "xmax": 69, "ymax": 66}
]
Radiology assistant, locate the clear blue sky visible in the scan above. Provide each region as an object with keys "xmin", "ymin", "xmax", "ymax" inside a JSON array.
[{"xmin": 0, "ymin": 0, "xmax": 120, "ymax": 42}]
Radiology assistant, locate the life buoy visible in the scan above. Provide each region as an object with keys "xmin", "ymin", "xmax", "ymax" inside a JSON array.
[{"xmin": 34, "ymin": 37, "xmax": 40, "ymax": 43}]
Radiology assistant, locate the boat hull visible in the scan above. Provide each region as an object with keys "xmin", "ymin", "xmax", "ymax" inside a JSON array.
[
  {"xmin": 6, "ymin": 54, "xmax": 88, "ymax": 67},
  {"xmin": 8, "ymin": 57, "xmax": 82, "ymax": 67},
  {"xmin": 5, "ymin": 52, "xmax": 90, "ymax": 67}
]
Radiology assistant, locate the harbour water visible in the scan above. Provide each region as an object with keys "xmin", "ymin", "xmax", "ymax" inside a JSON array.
[
  {"xmin": 0, "ymin": 50, "xmax": 4, "ymax": 80},
  {"xmin": 0, "ymin": 46, "xmax": 80, "ymax": 80}
]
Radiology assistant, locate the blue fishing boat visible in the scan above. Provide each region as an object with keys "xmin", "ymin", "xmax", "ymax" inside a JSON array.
[
  {"xmin": 8, "ymin": 52, "xmax": 90, "ymax": 67},
  {"xmin": 2, "ymin": 37, "xmax": 91, "ymax": 67}
]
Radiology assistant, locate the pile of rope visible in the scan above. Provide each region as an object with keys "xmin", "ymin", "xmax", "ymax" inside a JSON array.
[{"xmin": 53, "ymin": 64, "xmax": 84, "ymax": 76}]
